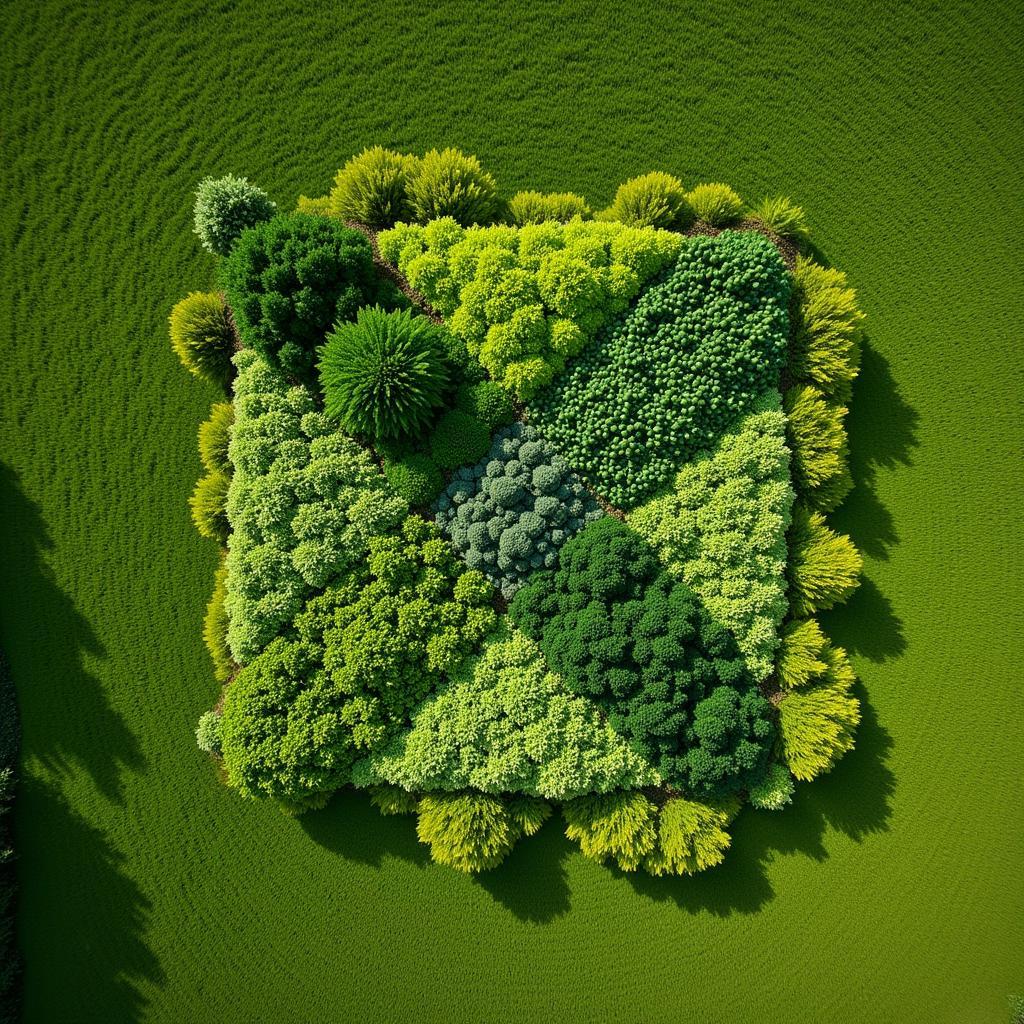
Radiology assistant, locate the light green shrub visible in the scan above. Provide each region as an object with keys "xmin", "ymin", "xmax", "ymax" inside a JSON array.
[
  {"xmin": 563, "ymin": 791, "xmax": 658, "ymax": 871},
  {"xmin": 408, "ymin": 148, "xmax": 501, "ymax": 226},
  {"xmin": 198, "ymin": 401, "xmax": 234, "ymax": 474},
  {"xmin": 784, "ymin": 384, "xmax": 852, "ymax": 510},
  {"xmin": 295, "ymin": 194, "xmax": 332, "ymax": 216},
  {"xmin": 686, "ymin": 182, "xmax": 745, "ymax": 226},
  {"xmin": 753, "ymin": 195, "xmax": 810, "ymax": 242},
  {"xmin": 169, "ymin": 291, "xmax": 235, "ymax": 387},
  {"xmin": 778, "ymin": 676, "xmax": 860, "ymax": 781},
  {"xmin": 787, "ymin": 504, "xmax": 862, "ymax": 615},
  {"xmin": 776, "ymin": 617, "xmax": 828, "ymax": 689},
  {"xmin": 606, "ymin": 171, "xmax": 693, "ymax": 229},
  {"xmin": 190, "ymin": 469, "xmax": 230, "ymax": 544},
  {"xmin": 193, "ymin": 174, "xmax": 276, "ymax": 256},
  {"xmin": 367, "ymin": 785, "xmax": 418, "ymax": 816},
  {"xmin": 203, "ymin": 558, "xmax": 234, "ymax": 683},
  {"xmin": 195, "ymin": 710, "xmax": 223, "ymax": 754},
  {"xmin": 749, "ymin": 763, "xmax": 795, "ymax": 810},
  {"xmin": 509, "ymin": 190, "xmax": 591, "ymax": 224},
  {"xmin": 416, "ymin": 793, "xmax": 519, "ymax": 872},
  {"xmin": 328, "ymin": 146, "xmax": 420, "ymax": 227},
  {"xmin": 643, "ymin": 796, "xmax": 739, "ymax": 875}
]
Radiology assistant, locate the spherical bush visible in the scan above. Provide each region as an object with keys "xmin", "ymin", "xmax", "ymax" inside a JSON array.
[
  {"xmin": 319, "ymin": 306, "xmax": 450, "ymax": 441},
  {"xmin": 195, "ymin": 710, "xmax": 223, "ymax": 754},
  {"xmin": 169, "ymin": 292, "xmax": 235, "ymax": 387},
  {"xmin": 608, "ymin": 172, "xmax": 694, "ymax": 230},
  {"xmin": 686, "ymin": 183, "xmax": 745, "ymax": 227},
  {"xmin": 193, "ymin": 174, "xmax": 276, "ymax": 256},
  {"xmin": 429, "ymin": 410, "xmax": 491, "ymax": 469},
  {"xmin": 383, "ymin": 453, "xmax": 444, "ymax": 507}
]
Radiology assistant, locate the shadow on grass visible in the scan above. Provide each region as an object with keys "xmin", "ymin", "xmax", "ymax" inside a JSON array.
[
  {"xmin": 0, "ymin": 462, "xmax": 144, "ymax": 801},
  {"xmin": 17, "ymin": 776, "xmax": 163, "ymax": 1021}
]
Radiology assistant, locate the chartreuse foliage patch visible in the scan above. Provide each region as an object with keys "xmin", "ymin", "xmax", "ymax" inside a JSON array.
[{"xmin": 178, "ymin": 153, "xmax": 866, "ymax": 877}]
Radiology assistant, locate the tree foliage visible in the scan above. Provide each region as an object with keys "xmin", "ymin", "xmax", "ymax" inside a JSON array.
[
  {"xmin": 629, "ymin": 394, "xmax": 794, "ymax": 680},
  {"xmin": 529, "ymin": 231, "xmax": 790, "ymax": 508},
  {"xmin": 193, "ymin": 174, "xmax": 276, "ymax": 256}
]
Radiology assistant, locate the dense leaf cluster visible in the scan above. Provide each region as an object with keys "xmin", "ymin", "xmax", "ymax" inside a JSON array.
[
  {"xmin": 221, "ymin": 213, "xmax": 393, "ymax": 379},
  {"xmin": 629, "ymin": 394, "xmax": 794, "ymax": 681},
  {"xmin": 224, "ymin": 350, "xmax": 406, "ymax": 664},
  {"xmin": 435, "ymin": 423, "xmax": 603, "ymax": 598},
  {"xmin": 357, "ymin": 627, "xmax": 655, "ymax": 799},
  {"xmin": 221, "ymin": 517, "xmax": 496, "ymax": 803},
  {"xmin": 193, "ymin": 174, "xmax": 276, "ymax": 256},
  {"xmin": 528, "ymin": 231, "xmax": 790, "ymax": 508},
  {"xmin": 510, "ymin": 517, "xmax": 774, "ymax": 795},
  {"xmin": 379, "ymin": 218, "xmax": 682, "ymax": 398}
]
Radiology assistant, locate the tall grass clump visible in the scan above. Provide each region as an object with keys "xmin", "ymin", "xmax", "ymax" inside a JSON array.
[
  {"xmin": 329, "ymin": 146, "xmax": 420, "ymax": 228},
  {"xmin": 686, "ymin": 182, "xmax": 745, "ymax": 226},
  {"xmin": 408, "ymin": 148, "xmax": 502, "ymax": 226},
  {"xmin": 753, "ymin": 196, "xmax": 811, "ymax": 242},
  {"xmin": 508, "ymin": 190, "xmax": 591, "ymax": 224},
  {"xmin": 604, "ymin": 171, "xmax": 693, "ymax": 229}
]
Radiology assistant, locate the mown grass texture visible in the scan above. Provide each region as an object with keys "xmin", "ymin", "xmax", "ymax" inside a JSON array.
[{"xmin": 1, "ymin": 1, "xmax": 1021, "ymax": 1022}]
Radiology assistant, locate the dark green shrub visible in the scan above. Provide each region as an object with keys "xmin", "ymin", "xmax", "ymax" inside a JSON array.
[
  {"xmin": 435, "ymin": 423, "xmax": 602, "ymax": 598},
  {"xmin": 318, "ymin": 306, "xmax": 450, "ymax": 441},
  {"xmin": 529, "ymin": 231, "xmax": 791, "ymax": 508},
  {"xmin": 220, "ymin": 213, "xmax": 381, "ymax": 379},
  {"xmin": 190, "ymin": 469, "xmax": 230, "ymax": 544},
  {"xmin": 169, "ymin": 291, "xmax": 235, "ymax": 387},
  {"xmin": 416, "ymin": 793, "xmax": 519, "ymax": 872},
  {"xmin": 429, "ymin": 409, "xmax": 491, "ymax": 469},
  {"xmin": 198, "ymin": 401, "xmax": 234, "ymax": 474},
  {"xmin": 509, "ymin": 190, "xmax": 591, "ymax": 224},
  {"xmin": 606, "ymin": 171, "xmax": 693, "ymax": 230},
  {"xmin": 454, "ymin": 379, "xmax": 514, "ymax": 430},
  {"xmin": 329, "ymin": 146, "xmax": 420, "ymax": 227},
  {"xmin": 408, "ymin": 148, "xmax": 501, "ymax": 226},
  {"xmin": 383, "ymin": 452, "xmax": 444, "ymax": 507},
  {"xmin": 753, "ymin": 196, "xmax": 810, "ymax": 242},
  {"xmin": 195, "ymin": 710, "xmax": 223, "ymax": 754},
  {"xmin": 510, "ymin": 517, "xmax": 773, "ymax": 794},
  {"xmin": 193, "ymin": 174, "xmax": 276, "ymax": 256},
  {"xmin": 686, "ymin": 182, "xmax": 745, "ymax": 226},
  {"xmin": 748, "ymin": 763, "xmax": 795, "ymax": 811}
]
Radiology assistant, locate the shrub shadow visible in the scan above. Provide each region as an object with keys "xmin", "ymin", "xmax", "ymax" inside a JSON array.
[
  {"xmin": 0, "ymin": 463, "xmax": 144, "ymax": 802},
  {"xmin": 17, "ymin": 776, "xmax": 163, "ymax": 1022}
]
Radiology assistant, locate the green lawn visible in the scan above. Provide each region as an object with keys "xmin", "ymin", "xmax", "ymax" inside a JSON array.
[{"xmin": 2, "ymin": 1, "xmax": 1021, "ymax": 1021}]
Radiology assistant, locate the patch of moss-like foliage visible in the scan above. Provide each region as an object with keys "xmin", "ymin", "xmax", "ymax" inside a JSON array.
[{"xmin": 528, "ymin": 231, "xmax": 790, "ymax": 508}]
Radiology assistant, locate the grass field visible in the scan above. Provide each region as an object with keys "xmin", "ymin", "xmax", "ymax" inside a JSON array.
[{"xmin": 2, "ymin": 0, "xmax": 1022, "ymax": 1021}]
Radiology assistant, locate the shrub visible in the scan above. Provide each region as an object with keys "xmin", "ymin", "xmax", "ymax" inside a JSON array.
[
  {"xmin": 753, "ymin": 196, "xmax": 810, "ymax": 242},
  {"xmin": 328, "ymin": 146, "xmax": 420, "ymax": 228},
  {"xmin": 606, "ymin": 172, "xmax": 693, "ymax": 230},
  {"xmin": 510, "ymin": 517, "xmax": 774, "ymax": 794},
  {"xmin": 788, "ymin": 256, "xmax": 864, "ymax": 402},
  {"xmin": 629, "ymin": 395, "xmax": 794, "ymax": 681},
  {"xmin": 193, "ymin": 174, "xmax": 276, "ymax": 256},
  {"xmin": 787, "ymin": 504, "xmax": 862, "ymax": 615},
  {"xmin": 784, "ymin": 384, "xmax": 852, "ymax": 510},
  {"xmin": 224, "ymin": 349, "xmax": 407, "ymax": 663},
  {"xmin": 435, "ymin": 423, "xmax": 603, "ymax": 598},
  {"xmin": 416, "ymin": 793, "xmax": 518, "ymax": 872},
  {"xmin": 509, "ymin": 190, "xmax": 591, "ymax": 225},
  {"xmin": 507, "ymin": 796, "xmax": 552, "ymax": 837},
  {"xmin": 408, "ymin": 148, "xmax": 501, "ymax": 227},
  {"xmin": 454, "ymin": 379, "xmax": 515, "ymax": 430},
  {"xmin": 295, "ymin": 194, "xmax": 332, "ymax": 216},
  {"xmin": 529, "ymin": 231, "xmax": 790, "ymax": 507},
  {"xmin": 429, "ymin": 409, "xmax": 491, "ymax": 469},
  {"xmin": 190, "ymin": 469, "xmax": 230, "ymax": 544},
  {"xmin": 220, "ymin": 213, "xmax": 382, "ymax": 379},
  {"xmin": 749, "ymin": 763, "xmax": 795, "ymax": 810},
  {"xmin": 563, "ymin": 791, "xmax": 658, "ymax": 871},
  {"xmin": 367, "ymin": 785, "xmax": 418, "ymax": 816},
  {"xmin": 198, "ymin": 401, "xmax": 234, "ymax": 473},
  {"xmin": 379, "ymin": 218, "xmax": 682, "ymax": 398},
  {"xmin": 643, "ymin": 796, "xmax": 738, "ymax": 875},
  {"xmin": 318, "ymin": 306, "xmax": 450, "ymax": 441},
  {"xmin": 195, "ymin": 710, "xmax": 223, "ymax": 754},
  {"xmin": 169, "ymin": 291, "xmax": 235, "ymax": 387},
  {"xmin": 778, "ymin": 677, "xmax": 860, "ymax": 781},
  {"xmin": 776, "ymin": 617, "xmax": 828, "ymax": 689},
  {"xmin": 383, "ymin": 453, "xmax": 444, "ymax": 507},
  {"xmin": 357, "ymin": 626, "xmax": 656, "ymax": 799},
  {"xmin": 686, "ymin": 182, "xmax": 745, "ymax": 226},
  {"xmin": 203, "ymin": 559, "xmax": 234, "ymax": 682}
]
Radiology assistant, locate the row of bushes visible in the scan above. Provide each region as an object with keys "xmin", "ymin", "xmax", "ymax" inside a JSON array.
[
  {"xmin": 528, "ymin": 230, "xmax": 791, "ymax": 508},
  {"xmin": 434, "ymin": 423, "xmax": 603, "ymax": 598},
  {"xmin": 628, "ymin": 394, "xmax": 794, "ymax": 682},
  {"xmin": 509, "ymin": 517, "xmax": 775, "ymax": 797},
  {"xmin": 379, "ymin": 217, "xmax": 683, "ymax": 398}
]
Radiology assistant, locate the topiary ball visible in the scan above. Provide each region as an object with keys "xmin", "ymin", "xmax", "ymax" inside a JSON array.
[
  {"xmin": 195, "ymin": 710, "xmax": 223, "ymax": 754},
  {"xmin": 455, "ymin": 380, "xmax": 515, "ymax": 430},
  {"xmin": 193, "ymin": 174, "xmax": 276, "ymax": 256},
  {"xmin": 318, "ymin": 306, "xmax": 450, "ymax": 441},
  {"xmin": 383, "ymin": 452, "xmax": 444, "ymax": 507}
]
